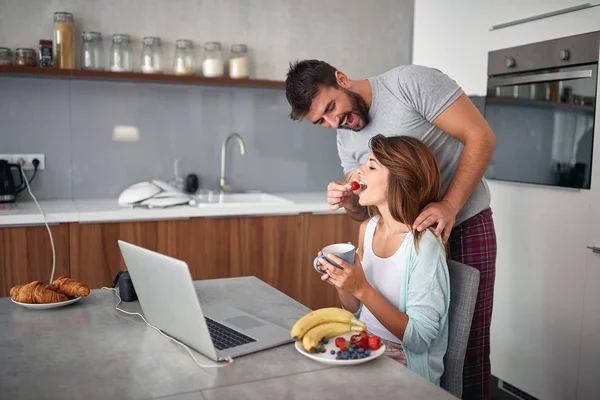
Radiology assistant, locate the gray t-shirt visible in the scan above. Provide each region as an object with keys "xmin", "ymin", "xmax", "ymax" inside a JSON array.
[{"xmin": 336, "ymin": 64, "xmax": 490, "ymax": 225}]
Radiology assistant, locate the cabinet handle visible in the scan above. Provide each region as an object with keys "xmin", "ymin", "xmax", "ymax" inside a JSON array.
[
  {"xmin": 587, "ymin": 246, "xmax": 600, "ymax": 254},
  {"xmin": 490, "ymin": 3, "xmax": 596, "ymax": 30}
]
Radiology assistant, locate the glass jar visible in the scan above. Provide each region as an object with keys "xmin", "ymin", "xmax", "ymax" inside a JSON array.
[
  {"xmin": 53, "ymin": 12, "xmax": 75, "ymax": 69},
  {"xmin": 141, "ymin": 37, "xmax": 162, "ymax": 74},
  {"xmin": 15, "ymin": 48, "xmax": 37, "ymax": 67},
  {"xmin": 228, "ymin": 44, "xmax": 249, "ymax": 79},
  {"xmin": 38, "ymin": 40, "xmax": 53, "ymax": 67},
  {"xmin": 80, "ymin": 31, "xmax": 104, "ymax": 70},
  {"xmin": 110, "ymin": 34, "xmax": 133, "ymax": 72},
  {"xmin": 0, "ymin": 47, "xmax": 13, "ymax": 66},
  {"xmin": 202, "ymin": 41, "xmax": 224, "ymax": 78},
  {"xmin": 173, "ymin": 39, "xmax": 196, "ymax": 75}
]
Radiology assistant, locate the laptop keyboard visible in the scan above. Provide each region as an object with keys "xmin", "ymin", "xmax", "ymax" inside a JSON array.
[{"xmin": 205, "ymin": 317, "xmax": 256, "ymax": 350}]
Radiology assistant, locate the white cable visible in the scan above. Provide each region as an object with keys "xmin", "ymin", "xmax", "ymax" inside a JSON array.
[
  {"xmin": 19, "ymin": 163, "xmax": 56, "ymax": 283},
  {"xmin": 101, "ymin": 287, "xmax": 234, "ymax": 369}
]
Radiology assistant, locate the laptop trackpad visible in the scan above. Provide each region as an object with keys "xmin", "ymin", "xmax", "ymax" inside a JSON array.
[{"xmin": 224, "ymin": 315, "xmax": 264, "ymax": 330}]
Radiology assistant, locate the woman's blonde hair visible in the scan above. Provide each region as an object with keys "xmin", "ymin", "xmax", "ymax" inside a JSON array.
[{"xmin": 368, "ymin": 134, "xmax": 442, "ymax": 249}]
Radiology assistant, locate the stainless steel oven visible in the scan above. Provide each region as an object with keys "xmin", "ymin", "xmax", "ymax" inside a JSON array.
[{"xmin": 484, "ymin": 31, "xmax": 599, "ymax": 189}]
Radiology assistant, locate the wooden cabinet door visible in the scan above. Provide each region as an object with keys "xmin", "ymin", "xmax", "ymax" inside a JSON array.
[
  {"xmin": 229, "ymin": 215, "xmax": 304, "ymax": 301},
  {"xmin": 0, "ymin": 224, "xmax": 70, "ymax": 297},
  {"xmin": 69, "ymin": 221, "xmax": 159, "ymax": 289},
  {"xmin": 299, "ymin": 213, "xmax": 362, "ymax": 310},
  {"xmin": 156, "ymin": 217, "xmax": 231, "ymax": 280}
]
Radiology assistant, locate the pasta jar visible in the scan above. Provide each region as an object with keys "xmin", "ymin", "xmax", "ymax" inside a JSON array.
[
  {"xmin": 0, "ymin": 47, "xmax": 13, "ymax": 66},
  {"xmin": 81, "ymin": 31, "xmax": 104, "ymax": 70},
  {"xmin": 53, "ymin": 12, "xmax": 75, "ymax": 69},
  {"xmin": 173, "ymin": 39, "xmax": 196, "ymax": 75},
  {"xmin": 228, "ymin": 44, "xmax": 249, "ymax": 79},
  {"xmin": 110, "ymin": 34, "xmax": 133, "ymax": 72},
  {"xmin": 15, "ymin": 48, "xmax": 37, "ymax": 67},
  {"xmin": 202, "ymin": 41, "xmax": 224, "ymax": 78},
  {"xmin": 141, "ymin": 37, "xmax": 162, "ymax": 74}
]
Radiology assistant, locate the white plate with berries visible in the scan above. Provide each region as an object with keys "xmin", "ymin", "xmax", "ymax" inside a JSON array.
[{"xmin": 295, "ymin": 331, "xmax": 385, "ymax": 365}]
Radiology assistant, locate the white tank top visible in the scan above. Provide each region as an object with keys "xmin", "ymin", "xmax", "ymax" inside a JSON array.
[{"xmin": 359, "ymin": 216, "xmax": 409, "ymax": 344}]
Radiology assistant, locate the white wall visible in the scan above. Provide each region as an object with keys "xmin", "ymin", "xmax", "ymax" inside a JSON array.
[
  {"xmin": 0, "ymin": 0, "xmax": 414, "ymax": 80},
  {"xmin": 414, "ymin": 1, "xmax": 600, "ymax": 400}
]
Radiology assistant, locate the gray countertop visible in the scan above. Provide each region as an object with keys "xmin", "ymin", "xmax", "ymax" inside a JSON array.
[{"xmin": 0, "ymin": 276, "xmax": 456, "ymax": 400}]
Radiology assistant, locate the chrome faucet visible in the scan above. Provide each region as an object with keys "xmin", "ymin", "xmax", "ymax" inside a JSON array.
[{"xmin": 219, "ymin": 132, "xmax": 246, "ymax": 193}]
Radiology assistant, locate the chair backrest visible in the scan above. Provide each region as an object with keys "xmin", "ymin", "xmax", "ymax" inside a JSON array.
[{"xmin": 441, "ymin": 260, "xmax": 480, "ymax": 398}]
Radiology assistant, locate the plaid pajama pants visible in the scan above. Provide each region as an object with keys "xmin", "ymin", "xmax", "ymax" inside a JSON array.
[{"xmin": 448, "ymin": 207, "xmax": 497, "ymax": 400}]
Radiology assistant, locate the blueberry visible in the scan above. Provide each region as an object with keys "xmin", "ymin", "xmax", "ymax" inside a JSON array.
[
  {"xmin": 349, "ymin": 344, "xmax": 356, "ymax": 351},
  {"xmin": 336, "ymin": 353, "xmax": 342, "ymax": 360},
  {"xmin": 322, "ymin": 337, "xmax": 329, "ymax": 345},
  {"xmin": 365, "ymin": 350, "xmax": 371, "ymax": 357},
  {"xmin": 341, "ymin": 352, "xmax": 349, "ymax": 359},
  {"xmin": 330, "ymin": 350, "xmax": 336, "ymax": 355},
  {"xmin": 353, "ymin": 353, "xmax": 360, "ymax": 359},
  {"xmin": 337, "ymin": 351, "xmax": 342, "ymax": 356},
  {"xmin": 358, "ymin": 348, "xmax": 364, "ymax": 353}
]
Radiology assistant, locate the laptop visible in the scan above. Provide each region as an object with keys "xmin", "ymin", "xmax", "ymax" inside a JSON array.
[{"xmin": 117, "ymin": 240, "xmax": 292, "ymax": 362}]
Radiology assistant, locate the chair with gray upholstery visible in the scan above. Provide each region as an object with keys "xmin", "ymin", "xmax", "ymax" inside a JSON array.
[{"xmin": 441, "ymin": 260, "xmax": 480, "ymax": 398}]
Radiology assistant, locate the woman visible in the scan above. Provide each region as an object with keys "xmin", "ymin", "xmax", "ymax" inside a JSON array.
[{"xmin": 317, "ymin": 134, "xmax": 450, "ymax": 385}]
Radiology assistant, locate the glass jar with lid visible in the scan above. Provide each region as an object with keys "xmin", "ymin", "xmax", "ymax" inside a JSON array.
[
  {"xmin": 141, "ymin": 37, "xmax": 162, "ymax": 74},
  {"xmin": 15, "ymin": 48, "xmax": 37, "ymax": 67},
  {"xmin": 173, "ymin": 39, "xmax": 196, "ymax": 75},
  {"xmin": 0, "ymin": 47, "xmax": 13, "ymax": 66},
  {"xmin": 53, "ymin": 12, "xmax": 75, "ymax": 69},
  {"xmin": 228, "ymin": 44, "xmax": 249, "ymax": 79},
  {"xmin": 110, "ymin": 34, "xmax": 133, "ymax": 72},
  {"xmin": 202, "ymin": 41, "xmax": 224, "ymax": 78},
  {"xmin": 81, "ymin": 31, "xmax": 104, "ymax": 70}
]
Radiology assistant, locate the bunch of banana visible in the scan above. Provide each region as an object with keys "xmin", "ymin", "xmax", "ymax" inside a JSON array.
[{"xmin": 290, "ymin": 307, "xmax": 365, "ymax": 353}]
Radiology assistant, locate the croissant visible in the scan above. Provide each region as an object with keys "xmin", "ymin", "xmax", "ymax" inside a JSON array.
[
  {"xmin": 51, "ymin": 277, "xmax": 90, "ymax": 297},
  {"xmin": 10, "ymin": 285, "xmax": 23, "ymax": 299},
  {"xmin": 12, "ymin": 281, "xmax": 68, "ymax": 304}
]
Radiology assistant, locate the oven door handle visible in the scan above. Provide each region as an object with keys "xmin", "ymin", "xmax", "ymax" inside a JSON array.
[{"xmin": 488, "ymin": 70, "xmax": 593, "ymax": 87}]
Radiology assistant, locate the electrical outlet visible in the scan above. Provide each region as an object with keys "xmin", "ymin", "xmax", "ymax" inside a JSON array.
[{"xmin": 0, "ymin": 154, "xmax": 45, "ymax": 170}]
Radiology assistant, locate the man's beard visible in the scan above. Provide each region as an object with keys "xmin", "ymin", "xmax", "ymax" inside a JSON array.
[{"xmin": 338, "ymin": 88, "xmax": 370, "ymax": 131}]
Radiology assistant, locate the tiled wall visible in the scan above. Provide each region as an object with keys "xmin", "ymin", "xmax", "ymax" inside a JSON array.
[{"xmin": 0, "ymin": 0, "xmax": 414, "ymax": 200}]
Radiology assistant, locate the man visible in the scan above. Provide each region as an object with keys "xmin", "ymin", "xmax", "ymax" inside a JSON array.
[{"xmin": 285, "ymin": 60, "xmax": 497, "ymax": 400}]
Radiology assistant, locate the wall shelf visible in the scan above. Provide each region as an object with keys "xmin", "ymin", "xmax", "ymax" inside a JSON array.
[{"xmin": 0, "ymin": 66, "xmax": 286, "ymax": 89}]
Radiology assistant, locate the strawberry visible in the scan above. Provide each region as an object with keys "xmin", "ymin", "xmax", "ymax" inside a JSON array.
[
  {"xmin": 355, "ymin": 338, "xmax": 369, "ymax": 350},
  {"xmin": 339, "ymin": 344, "xmax": 348, "ymax": 352},
  {"xmin": 350, "ymin": 334, "xmax": 361, "ymax": 343},
  {"xmin": 335, "ymin": 337, "xmax": 346, "ymax": 348},
  {"xmin": 368, "ymin": 335, "xmax": 381, "ymax": 351},
  {"xmin": 320, "ymin": 348, "xmax": 327, "ymax": 353},
  {"xmin": 360, "ymin": 330, "xmax": 369, "ymax": 340},
  {"xmin": 350, "ymin": 181, "xmax": 360, "ymax": 191}
]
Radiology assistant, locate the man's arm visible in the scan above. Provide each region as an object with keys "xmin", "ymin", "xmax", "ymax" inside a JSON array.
[{"xmin": 413, "ymin": 94, "xmax": 496, "ymax": 239}]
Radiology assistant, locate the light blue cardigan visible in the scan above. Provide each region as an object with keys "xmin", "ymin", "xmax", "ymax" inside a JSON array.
[{"xmin": 355, "ymin": 229, "xmax": 450, "ymax": 385}]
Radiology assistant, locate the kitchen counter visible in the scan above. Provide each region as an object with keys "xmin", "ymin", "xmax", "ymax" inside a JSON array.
[
  {"xmin": 0, "ymin": 276, "xmax": 456, "ymax": 400},
  {"xmin": 0, "ymin": 192, "xmax": 343, "ymax": 227}
]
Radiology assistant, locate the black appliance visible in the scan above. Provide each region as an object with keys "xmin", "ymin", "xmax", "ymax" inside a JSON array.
[
  {"xmin": 484, "ymin": 31, "xmax": 599, "ymax": 189},
  {"xmin": 0, "ymin": 159, "xmax": 26, "ymax": 203}
]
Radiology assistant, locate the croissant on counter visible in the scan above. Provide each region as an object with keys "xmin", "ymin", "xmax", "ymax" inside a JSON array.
[
  {"xmin": 49, "ymin": 277, "xmax": 90, "ymax": 297},
  {"xmin": 11, "ymin": 281, "xmax": 68, "ymax": 304},
  {"xmin": 10, "ymin": 277, "xmax": 90, "ymax": 304}
]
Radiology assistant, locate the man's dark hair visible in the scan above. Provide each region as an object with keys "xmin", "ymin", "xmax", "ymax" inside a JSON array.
[{"xmin": 285, "ymin": 60, "xmax": 339, "ymax": 121}]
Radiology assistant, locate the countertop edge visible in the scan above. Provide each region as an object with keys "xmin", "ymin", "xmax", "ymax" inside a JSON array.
[{"xmin": 0, "ymin": 193, "xmax": 347, "ymax": 227}]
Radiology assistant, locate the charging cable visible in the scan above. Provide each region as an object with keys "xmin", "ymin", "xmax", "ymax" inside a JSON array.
[
  {"xmin": 20, "ymin": 160, "xmax": 233, "ymax": 369},
  {"xmin": 101, "ymin": 287, "xmax": 234, "ymax": 369},
  {"xmin": 19, "ymin": 161, "xmax": 56, "ymax": 283}
]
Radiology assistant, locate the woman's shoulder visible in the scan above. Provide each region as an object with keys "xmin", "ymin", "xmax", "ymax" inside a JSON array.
[{"xmin": 414, "ymin": 229, "xmax": 446, "ymax": 257}]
